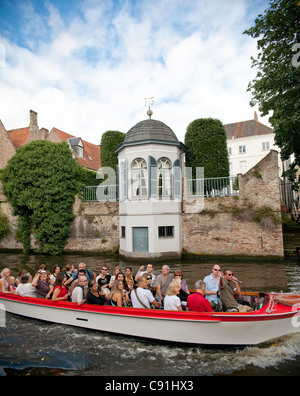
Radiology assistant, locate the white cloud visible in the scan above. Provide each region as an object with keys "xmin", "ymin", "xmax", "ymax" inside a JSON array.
[{"xmin": 0, "ymin": 0, "xmax": 271, "ymax": 145}]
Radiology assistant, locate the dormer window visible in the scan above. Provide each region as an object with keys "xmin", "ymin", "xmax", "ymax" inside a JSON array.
[
  {"xmin": 68, "ymin": 137, "xmax": 84, "ymax": 159},
  {"xmin": 76, "ymin": 144, "xmax": 84, "ymax": 158}
]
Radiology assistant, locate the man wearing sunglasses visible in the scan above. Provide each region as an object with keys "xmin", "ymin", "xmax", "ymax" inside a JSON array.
[{"xmin": 219, "ymin": 269, "xmax": 252, "ymax": 312}]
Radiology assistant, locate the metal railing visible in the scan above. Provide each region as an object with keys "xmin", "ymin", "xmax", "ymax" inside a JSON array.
[
  {"xmin": 187, "ymin": 176, "xmax": 239, "ymax": 198},
  {"xmin": 84, "ymin": 185, "xmax": 119, "ymax": 202},
  {"xmin": 83, "ymin": 177, "xmax": 239, "ymax": 201}
]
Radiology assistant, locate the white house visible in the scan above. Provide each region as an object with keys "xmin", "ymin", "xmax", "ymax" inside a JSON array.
[
  {"xmin": 115, "ymin": 112, "xmax": 186, "ymax": 258},
  {"xmin": 224, "ymin": 114, "xmax": 280, "ymax": 176}
]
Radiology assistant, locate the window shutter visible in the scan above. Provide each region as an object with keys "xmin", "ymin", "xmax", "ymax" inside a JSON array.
[
  {"xmin": 173, "ymin": 158, "xmax": 182, "ymax": 199},
  {"xmin": 148, "ymin": 155, "xmax": 158, "ymax": 197},
  {"xmin": 116, "ymin": 165, "xmax": 119, "ymax": 201},
  {"xmin": 123, "ymin": 159, "xmax": 128, "ymax": 199}
]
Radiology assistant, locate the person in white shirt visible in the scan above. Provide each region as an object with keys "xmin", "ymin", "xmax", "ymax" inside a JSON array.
[
  {"xmin": 15, "ymin": 273, "xmax": 37, "ymax": 298},
  {"xmin": 204, "ymin": 265, "xmax": 221, "ymax": 308},
  {"xmin": 131, "ymin": 277, "xmax": 160, "ymax": 309},
  {"xmin": 71, "ymin": 276, "xmax": 88, "ymax": 306},
  {"xmin": 164, "ymin": 280, "xmax": 183, "ymax": 311},
  {"xmin": 135, "ymin": 264, "xmax": 156, "ymax": 286}
]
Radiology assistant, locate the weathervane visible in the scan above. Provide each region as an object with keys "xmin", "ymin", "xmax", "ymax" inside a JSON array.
[{"xmin": 145, "ymin": 97, "xmax": 154, "ymax": 119}]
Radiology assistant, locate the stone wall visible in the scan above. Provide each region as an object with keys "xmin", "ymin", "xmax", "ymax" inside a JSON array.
[
  {"xmin": 0, "ymin": 194, "xmax": 119, "ymax": 254},
  {"xmin": 64, "ymin": 197, "xmax": 119, "ymax": 253},
  {"xmin": 182, "ymin": 150, "xmax": 284, "ymax": 258},
  {"xmin": 0, "ymin": 198, "xmax": 24, "ymax": 251},
  {"xmin": 0, "ymin": 150, "xmax": 284, "ymax": 258},
  {"xmin": 0, "ymin": 120, "xmax": 16, "ymax": 170}
]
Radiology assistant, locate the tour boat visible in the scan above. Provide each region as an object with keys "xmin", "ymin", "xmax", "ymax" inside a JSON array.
[{"xmin": 1, "ymin": 291, "xmax": 300, "ymax": 346}]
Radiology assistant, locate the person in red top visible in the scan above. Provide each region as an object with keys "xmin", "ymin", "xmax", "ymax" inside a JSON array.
[
  {"xmin": 187, "ymin": 280, "xmax": 213, "ymax": 312},
  {"xmin": 52, "ymin": 272, "xmax": 70, "ymax": 302}
]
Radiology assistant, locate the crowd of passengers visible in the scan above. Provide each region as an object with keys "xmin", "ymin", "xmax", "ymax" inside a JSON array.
[{"xmin": 0, "ymin": 263, "xmax": 253, "ymax": 312}]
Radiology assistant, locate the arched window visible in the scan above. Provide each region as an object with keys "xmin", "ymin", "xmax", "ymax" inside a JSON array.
[
  {"xmin": 157, "ymin": 158, "xmax": 171, "ymax": 197},
  {"xmin": 132, "ymin": 158, "xmax": 147, "ymax": 197}
]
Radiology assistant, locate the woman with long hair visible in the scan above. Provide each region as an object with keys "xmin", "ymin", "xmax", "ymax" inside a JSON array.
[
  {"xmin": 110, "ymin": 280, "xmax": 130, "ymax": 307},
  {"xmin": 0, "ymin": 268, "xmax": 12, "ymax": 294},
  {"xmin": 52, "ymin": 272, "xmax": 70, "ymax": 302}
]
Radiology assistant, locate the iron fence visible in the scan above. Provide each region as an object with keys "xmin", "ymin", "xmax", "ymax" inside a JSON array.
[
  {"xmin": 83, "ymin": 185, "xmax": 119, "ymax": 202},
  {"xmin": 187, "ymin": 176, "xmax": 239, "ymax": 198}
]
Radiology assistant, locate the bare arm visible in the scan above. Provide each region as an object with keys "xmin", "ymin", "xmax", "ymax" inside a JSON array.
[
  {"xmin": 151, "ymin": 299, "xmax": 160, "ymax": 309},
  {"xmin": 135, "ymin": 266, "xmax": 144, "ymax": 282},
  {"xmin": 52, "ymin": 288, "xmax": 69, "ymax": 302}
]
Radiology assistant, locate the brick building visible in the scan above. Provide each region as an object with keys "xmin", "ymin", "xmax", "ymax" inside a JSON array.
[
  {"xmin": 0, "ymin": 110, "xmax": 101, "ymax": 171},
  {"xmin": 0, "ymin": 110, "xmax": 285, "ymax": 258}
]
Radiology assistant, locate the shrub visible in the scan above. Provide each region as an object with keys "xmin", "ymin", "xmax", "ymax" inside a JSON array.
[
  {"xmin": 1, "ymin": 141, "xmax": 81, "ymax": 255},
  {"xmin": 0, "ymin": 211, "xmax": 9, "ymax": 240}
]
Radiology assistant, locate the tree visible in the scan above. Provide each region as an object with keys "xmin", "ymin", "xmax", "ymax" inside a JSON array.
[
  {"xmin": 244, "ymin": 0, "xmax": 300, "ymax": 188},
  {"xmin": 185, "ymin": 118, "xmax": 230, "ymax": 179},
  {"xmin": 1, "ymin": 141, "xmax": 81, "ymax": 255},
  {"xmin": 100, "ymin": 130, "xmax": 125, "ymax": 171},
  {"xmin": 0, "ymin": 212, "xmax": 9, "ymax": 240}
]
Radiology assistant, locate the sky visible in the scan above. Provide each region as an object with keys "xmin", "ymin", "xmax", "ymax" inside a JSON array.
[{"xmin": 0, "ymin": 0, "xmax": 271, "ymax": 145}]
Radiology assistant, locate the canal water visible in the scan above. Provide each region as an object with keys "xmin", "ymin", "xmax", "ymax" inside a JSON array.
[{"xmin": 1, "ymin": 252, "xmax": 300, "ymax": 376}]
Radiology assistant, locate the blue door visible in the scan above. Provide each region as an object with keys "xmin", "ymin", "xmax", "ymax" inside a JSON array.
[{"xmin": 133, "ymin": 227, "xmax": 149, "ymax": 252}]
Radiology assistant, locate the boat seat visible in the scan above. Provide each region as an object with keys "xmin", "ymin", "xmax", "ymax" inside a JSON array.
[{"xmin": 219, "ymin": 298, "xmax": 238, "ymax": 313}]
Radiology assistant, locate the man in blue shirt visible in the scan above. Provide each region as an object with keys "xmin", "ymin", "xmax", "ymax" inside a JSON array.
[
  {"xmin": 204, "ymin": 265, "xmax": 221, "ymax": 309},
  {"xmin": 65, "ymin": 262, "xmax": 95, "ymax": 288}
]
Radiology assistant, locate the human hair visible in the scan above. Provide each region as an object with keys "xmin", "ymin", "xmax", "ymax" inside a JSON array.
[
  {"xmin": 142, "ymin": 273, "xmax": 152, "ymax": 280},
  {"xmin": 137, "ymin": 276, "xmax": 146, "ymax": 286},
  {"xmin": 166, "ymin": 280, "xmax": 181, "ymax": 296},
  {"xmin": 111, "ymin": 280, "xmax": 124, "ymax": 296},
  {"xmin": 172, "ymin": 277, "xmax": 182, "ymax": 287},
  {"xmin": 116, "ymin": 272, "xmax": 129, "ymax": 291},
  {"xmin": 78, "ymin": 275, "xmax": 87, "ymax": 283},
  {"xmin": 113, "ymin": 266, "xmax": 122, "ymax": 275},
  {"xmin": 53, "ymin": 264, "xmax": 61, "ymax": 273},
  {"xmin": 20, "ymin": 273, "xmax": 31, "ymax": 284},
  {"xmin": 63, "ymin": 264, "xmax": 73, "ymax": 272},
  {"xmin": 53, "ymin": 272, "xmax": 65, "ymax": 288},
  {"xmin": 88, "ymin": 280, "xmax": 97, "ymax": 289},
  {"xmin": 223, "ymin": 269, "xmax": 230, "ymax": 276},
  {"xmin": 0, "ymin": 268, "xmax": 10, "ymax": 278},
  {"xmin": 194, "ymin": 280, "xmax": 206, "ymax": 291},
  {"xmin": 174, "ymin": 270, "xmax": 183, "ymax": 278},
  {"xmin": 147, "ymin": 264, "xmax": 154, "ymax": 269}
]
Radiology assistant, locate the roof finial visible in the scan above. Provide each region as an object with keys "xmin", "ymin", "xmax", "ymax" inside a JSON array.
[{"xmin": 145, "ymin": 97, "xmax": 154, "ymax": 119}]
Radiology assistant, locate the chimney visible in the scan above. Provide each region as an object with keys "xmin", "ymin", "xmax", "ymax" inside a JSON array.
[
  {"xmin": 29, "ymin": 110, "xmax": 38, "ymax": 130},
  {"xmin": 254, "ymin": 111, "xmax": 258, "ymax": 121},
  {"xmin": 25, "ymin": 109, "xmax": 46, "ymax": 145}
]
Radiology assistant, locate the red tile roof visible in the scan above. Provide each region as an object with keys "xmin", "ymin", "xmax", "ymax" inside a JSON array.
[
  {"xmin": 51, "ymin": 128, "xmax": 101, "ymax": 171},
  {"xmin": 8, "ymin": 127, "xmax": 31, "ymax": 149},
  {"xmin": 225, "ymin": 119, "xmax": 273, "ymax": 140},
  {"xmin": 8, "ymin": 126, "xmax": 101, "ymax": 171}
]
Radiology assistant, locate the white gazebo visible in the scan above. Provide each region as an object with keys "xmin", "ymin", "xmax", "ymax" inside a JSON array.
[{"xmin": 115, "ymin": 111, "xmax": 186, "ymax": 258}]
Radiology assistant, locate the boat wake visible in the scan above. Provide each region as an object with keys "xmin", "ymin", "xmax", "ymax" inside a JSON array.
[{"xmin": 1, "ymin": 315, "xmax": 300, "ymax": 376}]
